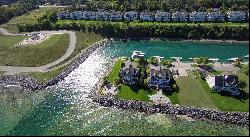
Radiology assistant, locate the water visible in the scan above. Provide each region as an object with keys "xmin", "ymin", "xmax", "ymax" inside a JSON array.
[
  {"xmin": 0, "ymin": 41, "xmax": 249, "ymax": 136},
  {"xmin": 105, "ymin": 40, "xmax": 249, "ymax": 62}
]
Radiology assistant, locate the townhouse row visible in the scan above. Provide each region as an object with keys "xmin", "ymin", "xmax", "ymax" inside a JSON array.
[{"xmin": 57, "ymin": 10, "xmax": 249, "ymax": 22}]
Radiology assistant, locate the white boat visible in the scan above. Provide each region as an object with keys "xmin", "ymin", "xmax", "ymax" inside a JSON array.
[
  {"xmin": 171, "ymin": 57, "xmax": 182, "ymax": 60},
  {"xmin": 131, "ymin": 51, "xmax": 145, "ymax": 59},
  {"xmin": 243, "ymin": 54, "xmax": 249, "ymax": 58},
  {"xmin": 208, "ymin": 58, "xmax": 219, "ymax": 62},
  {"xmin": 227, "ymin": 57, "xmax": 239, "ymax": 61}
]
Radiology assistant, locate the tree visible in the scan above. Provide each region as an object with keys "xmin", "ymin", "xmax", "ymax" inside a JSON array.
[
  {"xmin": 149, "ymin": 57, "xmax": 159, "ymax": 65},
  {"xmin": 160, "ymin": 59, "xmax": 173, "ymax": 68},
  {"xmin": 233, "ymin": 58, "xmax": 243, "ymax": 68}
]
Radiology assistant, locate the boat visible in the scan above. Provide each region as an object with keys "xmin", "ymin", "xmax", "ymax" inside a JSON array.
[
  {"xmin": 208, "ymin": 58, "xmax": 219, "ymax": 62},
  {"xmin": 227, "ymin": 57, "xmax": 239, "ymax": 61},
  {"xmin": 243, "ymin": 54, "xmax": 249, "ymax": 58},
  {"xmin": 171, "ymin": 57, "xmax": 182, "ymax": 60},
  {"xmin": 131, "ymin": 51, "xmax": 145, "ymax": 59}
]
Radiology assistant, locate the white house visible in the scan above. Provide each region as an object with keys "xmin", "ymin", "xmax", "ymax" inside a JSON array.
[
  {"xmin": 227, "ymin": 11, "xmax": 246, "ymax": 22},
  {"xmin": 98, "ymin": 11, "xmax": 109, "ymax": 20},
  {"xmin": 172, "ymin": 12, "xmax": 188, "ymax": 21},
  {"xmin": 81, "ymin": 11, "xmax": 88, "ymax": 20},
  {"xmin": 57, "ymin": 12, "xmax": 69, "ymax": 19},
  {"xmin": 189, "ymin": 11, "xmax": 207, "ymax": 22},
  {"xmin": 69, "ymin": 11, "xmax": 83, "ymax": 20},
  {"xmin": 155, "ymin": 11, "xmax": 171, "ymax": 21},
  {"xmin": 87, "ymin": 11, "xmax": 99, "ymax": 20},
  {"xmin": 207, "ymin": 12, "xmax": 225, "ymax": 21},
  {"xmin": 139, "ymin": 12, "xmax": 154, "ymax": 21},
  {"xmin": 124, "ymin": 11, "xmax": 138, "ymax": 21},
  {"xmin": 109, "ymin": 11, "xmax": 123, "ymax": 20}
]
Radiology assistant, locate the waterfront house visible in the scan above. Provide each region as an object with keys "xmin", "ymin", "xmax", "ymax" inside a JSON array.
[
  {"xmin": 207, "ymin": 12, "xmax": 225, "ymax": 21},
  {"xmin": 57, "ymin": 12, "xmax": 69, "ymax": 19},
  {"xmin": 172, "ymin": 12, "xmax": 188, "ymax": 21},
  {"xmin": 148, "ymin": 64, "xmax": 173, "ymax": 90},
  {"xmin": 124, "ymin": 11, "xmax": 138, "ymax": 21},
  {"xmin": 109, "ymin": 11, "xmax": 123, "ymax": 20},
  {"xmin": 139, "ymin": 12, "xmax": 155, "ymax": 21},
  {"xmin": 70, "ymin": 11, "xmax": 83, "ymax": 20},
  {"xmin": 120, "ymin": 60, "xmax": 140, "ymax": 85},
  {"xmin": 98, "ymin": 11, "xmax": 109, "ymax": 20},
  {"xmin": 227, "ymin": 11, "xmax": 246, "ymax": 22},
  {"xmin": 155, "ymin": 11, "xmax": 171, "ymax": 21},
  {"xmin": 87, "ymin": 11, "xmax": 99, "ymax": 20},
  {"xmin": 206, "ymin": 75, "xmax": 240, "ymax": 96},
  {"xmin": 189, "ymin": 11, "xmax": 207, "ymax": 22},
  {"xmin": 81, "ymin": 11, "xmax": 88, "ymax": 20}
]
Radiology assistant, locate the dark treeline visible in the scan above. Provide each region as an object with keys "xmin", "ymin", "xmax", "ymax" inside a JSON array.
[
  {"xmin": 0, "ymin": 0, "xmax": 38, "ymax": 24},
  {"xmin": 17, "ymin": 19, "xmax": 249, "ymax": 41},
  {"xmin": 0, "ymin": 0, "xmax": 19, "ymax": 5},
  {"xmin": 38, "ymin": 0, "xmax": 249, "ymax": 12}
]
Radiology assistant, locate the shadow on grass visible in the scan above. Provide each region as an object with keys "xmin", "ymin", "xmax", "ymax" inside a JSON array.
[{"xmin": 212, "ymin": 89, "xmax": 249, "ymax": 103}]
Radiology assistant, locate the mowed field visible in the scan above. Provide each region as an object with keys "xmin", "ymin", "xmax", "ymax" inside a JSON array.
[
  {"xmin": 175, "ymin": 71, "xmax": 249, "ymax": 112},
  {"xmin": 0, "ymin": 7, "xmax": 64, "ymax": 33},
  {"xmin": 0, "ymin": 34, "xmax": 69, "ymax": 67}
]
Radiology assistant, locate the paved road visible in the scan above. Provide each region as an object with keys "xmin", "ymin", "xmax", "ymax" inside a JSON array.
[
  {"xmin": 0, "ymin": 28, "xmax": 76, "ymax": 75},
  {"xmin": 0, "ymin": 28, "xmax": 25, "ymax": 36}
]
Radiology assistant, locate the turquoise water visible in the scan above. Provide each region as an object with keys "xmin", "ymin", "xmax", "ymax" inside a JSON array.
[
  {"xmin": 105, "ymin": 40, "xmax": 249, "ymax": 62},
  {"xmin": 0, "ymin": 41, "xmax": 249, "ymax": 136}
]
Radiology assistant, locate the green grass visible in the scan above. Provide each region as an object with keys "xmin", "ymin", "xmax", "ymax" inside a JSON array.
[
  {"xmin": 116, "ymin": 84, "xmax": 156, "ymax": 102},
  {"xmin": 51, "ymin": 31, "xmax": 104, "ymax": 68},
  {"xmin": 0, "ymin": 34, "xmax": 69, "ymax": 67},
  {"xmin": 174, "ymin": 70, "xmax": 249, "ymax": 112},
  {"xmin": 199, "ymin": 70, "xmax": 249, "ymax": 112},
  {"xmin": 0, "ymin": 71, "xmax": 4, "ymax": 75},
  {"xmin": 0, "ymin": 7, "xmax": 64, "ymax": 33},
  {"xmin": 24, "ymin": 65, "xmax": 68, "ymax": 83},
  {"xmin": 175, "ymin": 72, "xmax": 216, "ymax": 109},
  {"xmin": 107, "ymin": 59, "xmax": 122, "ymax": 83},
  {"xmin": 57, "ymin": 20, "xmax": 249, "ymax": 27},
  {"xmin": 0, "ymin": 34, "xmax": 27, "ymax": 46}
]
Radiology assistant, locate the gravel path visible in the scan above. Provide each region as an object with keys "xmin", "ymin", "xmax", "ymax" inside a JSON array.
[{"xmin": 0, "ymin": 28, "xmax": 76, "ymax": 75}]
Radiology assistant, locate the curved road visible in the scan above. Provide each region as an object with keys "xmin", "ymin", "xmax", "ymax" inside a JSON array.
[{"xmin": 0, "ymin": 28, "xmax": 76, "ymax": 75}]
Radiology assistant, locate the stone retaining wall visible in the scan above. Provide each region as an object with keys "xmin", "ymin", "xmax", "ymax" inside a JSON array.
[{"xmin": 90, "ymin": 94, "xmax": 249, "ymax": 126}]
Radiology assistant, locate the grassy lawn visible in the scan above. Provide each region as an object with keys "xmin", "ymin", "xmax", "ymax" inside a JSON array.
[
  {"xmin": 0, "ymin": 34, "xmax": 69, "ymax": 67},
  {"xmin": 107, "ymin": 59, "xmax": 122, "ymax": 83},
  {"xmin": 107, "ymin": 59, "xmax": 156, "ymax": 102},
  {"xmin": 24, "ymin": 65, "xmax": 68, "ymax": 83},
  {"xmin": 57, "ymin": 20, "xmax": 249, "ymax": 27},
  {"xmin": 175, "ymin": 73, "xmax": 216, "ymax": 109},
  {"xmin": 0, "ymin": 34, "xmax": 27, "ymax": 46},
  {"xmin": 19, "ymin": 31, "xmax": 103, "ymax": 83},
  {"xmin": 116, "ymin": 84, "xmax": 156, "ymax": 102},
  {"xmin": 0, "ymin": 71, "xmax": 4, "ymax": 76},
  {"xmin": 51, "ymin": 31, "xmax": 104, "ymax": 68},
  {"xmin": 0, "ymin": 7, "xmax": 64, "ymax": 33},
  {"xmin": 197, "ymin": 70, "xmax": 249, "ymax": 112}
]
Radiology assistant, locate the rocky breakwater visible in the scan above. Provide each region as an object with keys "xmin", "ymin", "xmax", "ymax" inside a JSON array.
[
  {"xmin": 91, "ymin": 95, "xmax": 249, "ymax": 126},
  {"xmin": 0, "ymin": 39, "xmax": 110, "ymax": 90}
]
